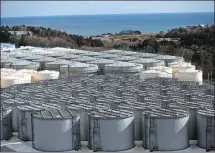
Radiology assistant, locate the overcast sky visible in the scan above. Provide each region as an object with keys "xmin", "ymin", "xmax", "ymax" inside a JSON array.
[{"xmin": 1, "ymin": 1, "xmax": 214, "ymax": 17}]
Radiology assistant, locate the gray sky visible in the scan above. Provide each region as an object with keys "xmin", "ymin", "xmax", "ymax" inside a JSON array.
[{"xmin": 1, "ymin": 1, "xmax": 214, "ymax": 17}]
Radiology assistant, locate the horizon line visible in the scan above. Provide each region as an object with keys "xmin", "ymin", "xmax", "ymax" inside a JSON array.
[{"xmin": 2, "ymin": 12, "xmax": 214, "ymax": 18}]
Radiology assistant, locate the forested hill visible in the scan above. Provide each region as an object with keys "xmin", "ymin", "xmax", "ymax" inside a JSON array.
[{"xmin": 0, "ymin": 25, "xmax": 104, "ymax": 48}]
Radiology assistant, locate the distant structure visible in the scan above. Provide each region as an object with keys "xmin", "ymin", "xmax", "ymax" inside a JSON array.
[{"xmin": 8, "ymin": 31, "xmax": 33, "ymax": 36}]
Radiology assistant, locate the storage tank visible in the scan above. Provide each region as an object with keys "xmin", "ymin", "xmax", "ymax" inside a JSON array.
[
  {"xmin": 154, "ymin": 55, "xmax": 184, "ymax": 66},
  {"xmin": 57, "ymin": 54, "xmax": 80, "ymax": 60},
  {"xmin": 131, "ymin": 58, "xmax": 165, "ymax": 70},
  {"xmin": 67, "ymin": 103, "xmax": 109, "ymax": 141},
  {"xmin": 60, "ymin": 62, "xmax": 98, "ymax": 77},
  {"xmin": 32, "ymin": 57, "xmax": 56, "ymax": 70},
  {"xmin": 87, "ymin": 59, "xmax": 115, "ymax": 75},
  {"xmin": 177, "ymin": 70, "xmax": 203, "ymax": 85},
  {"xmin": 45, "ymin": 60, "xmax": 71, "ymax": 71},
  {"xmin": 105, "ymin": 62, "xmax": 143, "ymax": 76},
  {"xmin": 103, "ymin": 49, "xmax": 123, "ymax": 54},
  {"xmin": 96, "ymin": 53, "xmax": 121, "ymax": 59},
  {"xmin": 139, "ymin": 70, "xmax": 172, "ymax": 80},
  {"xmin": 4, "ymin": 98, "xmax": 28, "ymax": 132},
  {"xmin": 82, "ymin": 51, "xmax": 103, "ymax": 57},
  {"xmin": 18, "ymin": 105, "xmax": 46, "ymax": 141},
  {"xmin": 197, "ymin": 108, "xmax": 215, "ymax": 151},
  {"xmin": 72, "ymin": 56, "xmax": 98, "ymax": 63},
  {"xmin": 32, "ymin": 109, "xmax": 80, "ymax": 151},
  {"xmin": 33, "ymin": 70, "xmax": 59, "ymax": 81},
  {"xmin": 112, "ymin": 56, "xmax": 138, "ymax": 62},
  {"xmin": 135, "ymin": 53, "xmax": 158, "ymax": 58},
  {"xmin": 117, "ymin": 51, "xmax": 139, "ymax": 56},
  {"xmin": 142, "ymin": 108, "xmax": 190, "ymax": 151},
  {"xmin": 1, "ymin": 106, "xmax": 13, "ymax": 140},
  {"xmin": 10, "ymin": 61, "xmax": 40, "ymax": 70},
  {"xmin": 88, "ymin": 109, "xmax": 135, "ymax": 152},
  {"xmin": 117, "ymin": 103, "xmax": 146, "ymax": 141}
]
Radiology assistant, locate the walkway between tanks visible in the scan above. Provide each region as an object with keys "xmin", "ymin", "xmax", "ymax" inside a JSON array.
[{"xmin": 1, "ymin": 133, "xmax": 205, "ymax": 152}]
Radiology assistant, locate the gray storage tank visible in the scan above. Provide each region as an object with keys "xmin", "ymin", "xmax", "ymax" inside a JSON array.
[
  {"xmin": 18, "ymin": 103, "xmax": 60, "ymax": 141},
  {"xmin": 142, "ymin": 107, "xmax": 190, "ymax": 151},
  {"xmin": 0, "ymin": 106, "xmax": 13, "ymax": 140},
  {"xmin": 88, "ymin": 109, "xmax": 135, "ymax": 152},
  {"xmin": 197, "ymin": 108, "xmax": 215, "ymax": 151},
  {"xmin": 32, "ymin": 109, "xmax": 80, "ymax": 151},
  {"xmin": 131, "ymin": 58, "xmax": 165, "ymax": 70}
]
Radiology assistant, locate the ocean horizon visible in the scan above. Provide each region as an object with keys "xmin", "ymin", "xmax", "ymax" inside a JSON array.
[{"xmin": 1, "ymin": 12, "xmax": 214, "ymax": 36}]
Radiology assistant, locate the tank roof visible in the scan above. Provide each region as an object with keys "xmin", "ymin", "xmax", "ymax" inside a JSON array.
[
  {"xmin": 88, "ymin": 109, "xmax": 134, "ymax": 119},
  {"xmin": 197, "ymin": 109, "xmax": 215, "ymax": 117},
  {"xmin": 33, "ymin": 109, "xmax": 80, "ymax": 119}
]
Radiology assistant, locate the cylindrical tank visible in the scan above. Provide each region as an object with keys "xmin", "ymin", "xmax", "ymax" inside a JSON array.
[
  {"xmin": 87, "ymin": 59, "xmax": 115, "ymax": 75},
  {"xmin": 154, "ymin": 55, "xmax": 184, "ymax": 66},
  {"xmin": 142, "ymin": 108, "xmax": 189, "ymax": 151},
  {"xmin": 135, "ymin": 53, "xmax": 157, "ymax": 58},
  {"xmin": 4, "ymin": 99, "xmax": 28, "ymax": 132},
  {"xmin": 96, "ymin": 53, "xmax": 121, "ymax": 59},
  {"xmin": 60, "ymin": 62, "xmax": 99, "ymax": 77},
  {"xmin": 112, "ymin": 56, "xmax": 138, "ymax": 62},
  {"xmin": 32, "ymin": 109, "xmax": 80, "ymax": 151},
  {"xmin": 197, "ymin": 108, "xmax": 215, "ymax": 150},
  {"xmin": 117, "ymin": 103, "xmax": 146, "ymax": 141},
  {"xmin": 1, "ymin": 106, "xmax": 13, "ymax": 140},
  {"xmin": 17, "ymin": 105, "xmax": 46, "ymax": 141},
  {"xmin": 34, "ymin": 70, "xmax": 59, "ymax": 81},
  {"xmin": 139, "ymin": 70, "xmax": 172, "ymax": 80},
  {"xmin": 177, "ymin": 70, "xmax": 203, "ymax": 85},
  {"xmin": 131, "ymin": 58, "xmax": 165, "ymax": 70},
  {"xmin": 88, "ymin": 109, "xmax": 135, "ymax": 152},
  {"xmin": 45, "ymin": 60, "xmax": 71, "ymax": 71},
  {"xmin": 105, "ymin": 62, "xmax": 143, "ymax": 76},
  {"xmin": 72, "ymin": 56, "xmax": 98, "ymax": 63},
  {"xmin": 10, "ymin": 61, "xmax": 40, "ymax": 70}
]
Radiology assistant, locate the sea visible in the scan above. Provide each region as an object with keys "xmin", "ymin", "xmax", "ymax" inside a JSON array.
[{"xmin": 1, "ymin": 12, "xmax": 214, "ymax": 36}]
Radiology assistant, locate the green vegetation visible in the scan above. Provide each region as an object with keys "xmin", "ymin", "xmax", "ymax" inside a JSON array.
[{"xmin": 0, "ymin": 25, "xmax": 104, "ymax": 48}]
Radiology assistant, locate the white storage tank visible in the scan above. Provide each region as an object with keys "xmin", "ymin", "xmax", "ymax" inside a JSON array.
[
  {"xmin": 87, "ymin": 59, "xmax": 115, "ymax": 75},
  {"xmin": 177, "ymin": 70, "xmax": 203, "ymax": 85},
  {"xmin": 139, "ymin": 70, "xmax": 172, "ymax": 80},
  {"xmin": 32, "ymin": 109, "xmax": 81, "ymax": 151},
  {"xmin": 34, "ymin": 70, "xmax": 59, "ymax": 81},
  {"xmin": 131, "ymin": 58, "xmax": 165, "ymax": 70},
  {"xmin": 88, "ymin": 109, "xmax": 135, "ymax": 152},
  {"xmin": 60, "ymin": 62, "xmax": 98, "ymax": 77},
  {"xmin": 142, "ymin": 108, "xmax": 190, "ymax": 151},
  {"xmin": 105, "ymin": 62, "xmax": 143, "ymax": 76},
  {"xmin": 1, "ymin": 106, "xmax": 13, "ymax": 140},
  {"xmin": 197, "ymin": 108, "xmax": 215, "ymax": 151},
  {"xmin": 154, "ymin": 55, "xmax": 184, "ymax": 66}
]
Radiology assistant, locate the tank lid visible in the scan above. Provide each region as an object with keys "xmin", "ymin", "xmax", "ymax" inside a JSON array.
[
  {"xmin": 89, "ymin": 109, "xmax": 134, "ymax": 119},
  {"xmin": 33, "ymin": 109, "xmax": 79, "ymax": 119}
]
